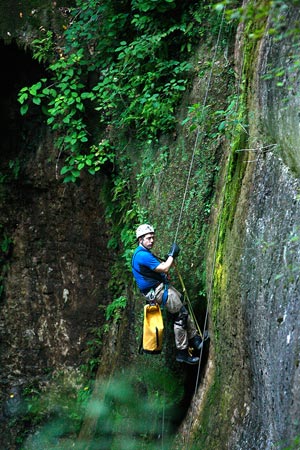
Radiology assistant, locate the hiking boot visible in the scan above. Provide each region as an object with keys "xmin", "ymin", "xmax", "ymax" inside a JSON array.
[
  {"xmin": 189, "ymin": 334, "xmax": 203, "ymax": 351},
  {"xmin": 176, "ymin": 349, "xmax": 199, "ymax": 365}
]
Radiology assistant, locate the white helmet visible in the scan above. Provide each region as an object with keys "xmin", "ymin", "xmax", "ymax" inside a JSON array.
[{"xmin": 136, "ymin": 224, "xmax": 155, "ymax": 239}]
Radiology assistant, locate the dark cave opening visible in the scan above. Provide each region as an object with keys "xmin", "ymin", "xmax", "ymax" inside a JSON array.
[{"xmin": 0, "ymin": 39, "xmax": 46, "ymax": 165}]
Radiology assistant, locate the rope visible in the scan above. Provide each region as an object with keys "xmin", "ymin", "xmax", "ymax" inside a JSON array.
[
  {"xmin": 172, "ymin": 9, "xmax": 228, "ymax": 450},
  {"xmin": 174, "ymin": 263, "xmax": 203, "ymax": 338},
  {"xmin": 174, "ymin": 8, "xmax": 225, "ymax": 244},
  {"xmin": 183, "ymin": 126, "xmax": 230, "ymax": 450},
  {"xmin": 161, "ymin": 383, "xmax": 165, "ymax": 449},
  {"xmin": 182, "ymin": 7, "xmax": 249, "ymax": 449},
  {"xmin": 159, "ymin": 6, "xmax": 235, "ymax": 449}
]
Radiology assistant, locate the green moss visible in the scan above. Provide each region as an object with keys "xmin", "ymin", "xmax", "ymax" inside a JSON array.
[{"xmin": 194, "ymin": 8, "xmax": 272, "ymax": 446}]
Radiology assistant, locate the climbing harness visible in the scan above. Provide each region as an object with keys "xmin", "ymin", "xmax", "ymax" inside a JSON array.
[{"xmin": 161, "ymin": 282, "xmax": 169, "ymax": 307}]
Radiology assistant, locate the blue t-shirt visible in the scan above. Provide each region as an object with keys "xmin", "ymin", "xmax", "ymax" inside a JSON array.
[{"xmin": 132, "ymin": 245, "xmax": 166, "ymax": 293}]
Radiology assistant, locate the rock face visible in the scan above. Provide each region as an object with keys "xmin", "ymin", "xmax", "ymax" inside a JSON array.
[
  {"xmin": 0, "ymin": 34, "xmax": 112, "ymax": 448},
  {"xmin": 239, "ymin": 149, "xmax": 300, "ymax": 449},
  {"xmin": 0, "ymin": 163, "xmax": 111, "ymax": 382},
  {"xmin": 1, "ymin": 2, "xmax": 300, "ymax": 450},
  {"xmin": 258, "ymin": 8, "xmax": 300, "ymax": 177},
  {"xmin": 194, "ymin": 5, "xmax": 300, "ymax": 450},
  {"xmin": 236, "ymin": 8, "xmax": 300, "ymax": 448}
]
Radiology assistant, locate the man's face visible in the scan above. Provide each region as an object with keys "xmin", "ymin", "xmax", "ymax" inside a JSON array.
[{"xmin": 140, "ymin": 233, "xmax": 155, "ymax": 250}]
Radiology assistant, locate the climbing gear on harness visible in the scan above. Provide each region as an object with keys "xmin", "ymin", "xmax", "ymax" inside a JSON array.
[
  {"xmin": 144, "ymin": 283, "xmax": 168, "ymax": 308},
  {"xmin": 140, "ymin": 304, "xmax": 164, "ymax": 354},
  {"xmin": 145, "ymin": 288, "xmax": 156, "ymax": 304},
  {"xmin": 176, "ymin": 348, "xmax": 199, "ymax": 365},
  {"xmin": 161, "ymin": 283, "xmax": 169, "ymax": 307},
  {"xmin": 136, "ymin": 224, "xmax": 155, "ymax": 239}
]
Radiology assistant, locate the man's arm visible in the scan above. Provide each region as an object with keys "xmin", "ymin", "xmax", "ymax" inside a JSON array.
[{"xmin": 154, "ymin": 256, "xmax": 174, "ymax": 274}]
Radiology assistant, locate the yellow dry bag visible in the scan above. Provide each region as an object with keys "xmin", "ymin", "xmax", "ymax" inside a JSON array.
[{"xmin": 142, "ymin": 304, "xmax": 164, "ymax": 354}]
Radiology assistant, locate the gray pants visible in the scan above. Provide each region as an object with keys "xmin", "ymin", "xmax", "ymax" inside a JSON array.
[{"xmin": 154, "ymin": 283, "xmax": 197, "ymax": 350}]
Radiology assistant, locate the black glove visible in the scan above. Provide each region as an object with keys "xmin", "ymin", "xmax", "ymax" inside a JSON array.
[{"xmin": 168, "ymin": 242, "xmax": 180, "ymax": 259}]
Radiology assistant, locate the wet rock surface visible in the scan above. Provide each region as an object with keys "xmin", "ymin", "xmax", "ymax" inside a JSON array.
[
  {"xmin": 239, "ymin": 151, "xmax": 300, "ymax": 449},
  {"xmin": 1, "ymin": 2, "xmax": 300, "ymax": 450},
  {"xmin": 0, "ymin": 43, "xmax": 112, "ymax": 447},
  {"xmin": 0, "ymin": 174, "xmax": 110, "ymax": 383}
]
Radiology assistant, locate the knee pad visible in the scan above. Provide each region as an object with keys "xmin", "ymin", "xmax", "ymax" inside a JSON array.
[{"xmin": 173, "ymin": 305, "xmax": 188, "ymax": 329}]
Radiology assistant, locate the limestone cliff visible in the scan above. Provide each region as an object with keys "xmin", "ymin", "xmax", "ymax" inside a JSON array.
[{"xmin": 179, "ymin": 4, "xmax": 300, "ymax": 449}]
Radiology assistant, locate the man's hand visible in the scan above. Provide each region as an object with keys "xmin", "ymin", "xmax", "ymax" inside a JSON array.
[
  {"xmin": 168, "ymin": 242, "xmax": 180, "ymax": 258},
  {"xmin": 155, "ymin": 243, "xmax": 180, "ymax": 273}
]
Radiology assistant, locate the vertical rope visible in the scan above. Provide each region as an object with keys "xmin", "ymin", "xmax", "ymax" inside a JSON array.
[
  {"xmin": 183, "ymin": 10, "xmax": 249, "ymax": 449},
  {"xmin": 161, "ymin": 385, "xmax": 165, "ymax": 449},
  {"xmin": 178, "ymin": 9, "xmax": 227, "ymax": 450},
  {"xmin": 174, "ymin": 8, "xmax": 226, "ymax": 243}
]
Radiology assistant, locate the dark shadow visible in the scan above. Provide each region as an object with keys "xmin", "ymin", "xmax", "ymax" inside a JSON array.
[{"xmin": 0, "ymin": 39, "xmax": 46, "ymax": 164}]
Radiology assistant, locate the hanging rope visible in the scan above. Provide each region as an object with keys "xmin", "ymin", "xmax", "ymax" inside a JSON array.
[
  {"xmin": 181, "ymin": 8, "xmax": 249, "ymax": 449},
  {"xmin": 174, "ymin": 9, "xmax": 225, "ymax": 243},
  {"xmin": 173, "ymin": 5, "xmax": 226, "ymax": 349},
  {"xmin": 161, "ymin": 382, "xmax": 166, "ymax": 449},
  {"xmin": 174, "ymin": 262, "xmax": 203, "ymax": 339},
  {"xmin": 171, "ymin": 8, "xmax": 228, "ymax": 450},
  {"xmin": 158, "ymin": 6, "xmax": 241, "ymax": 449}
]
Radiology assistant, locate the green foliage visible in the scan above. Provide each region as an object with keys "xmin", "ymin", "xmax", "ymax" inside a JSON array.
[
  {"xmin": 182, "ymin": 93, "xmax": 244, "ymax": 149},
  {"xmin": 61, "ymin": 139, "xmax": 115, "ymax": 182},
  {"xmin": 31, "ymin": 30, "xmax": 55, "ymax": 63},
  {"xmin": 1, "ymin": 233, "xmax": 12, "ymax": 253},
  {"xmin": 215, "ymin": 0, "xmax": 300, "ymax": 45},
  {"xmin": 215, "ymin": 0, "xmax": 276, "ymax": 28},
  {"xmin": 105, "ymin": 295, "xmax": 127, "ymax": 322},
  {"xmin": 17, "ymin": 0, "xmax": 208, "ymax": 181},
  {"xmin": 8, "ymin": 159, "xmax": 21, "ymax": 179},
  {"xmin": 282, "ymin": 436, "xmax": 300, "ymax": 450},
  {"xmin": 20, "ymin": 367, "xmax": 183, "ymax": 449},
  {"xmin": 80, "ymin": 326, "xmax": 105, "ymax": 376},
  {"xmin": 182, "ymin": 60, "xmax": 241, "ymax": 145},
  {"xmin": 181, "ymin": 103, "xmax": 211, "ymax": 132},
  {"xmin": 132, "ymin": 0, "xmax": 176, "ymax": 13},
  {"xmin": 214, "ymin": 94, "xmax": 248, "ymax": 139},
  {"xmin": 19, "ymin": 370, "xmax": 92, "ymax": 447}
]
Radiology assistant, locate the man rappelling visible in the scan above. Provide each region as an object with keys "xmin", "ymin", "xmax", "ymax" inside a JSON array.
[{"xmin": 131, "ymin": 223, "xmax": 203, "ymax": 365}]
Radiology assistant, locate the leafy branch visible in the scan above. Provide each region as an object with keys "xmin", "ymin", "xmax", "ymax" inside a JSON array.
[{"xmin": 18, "ymin": 0, "xmax": 203, "ymax": 182}]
